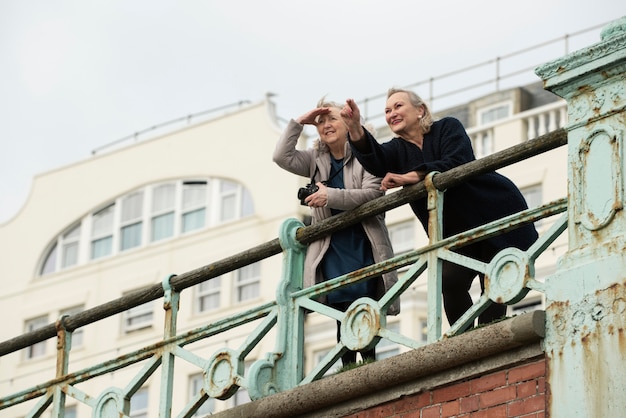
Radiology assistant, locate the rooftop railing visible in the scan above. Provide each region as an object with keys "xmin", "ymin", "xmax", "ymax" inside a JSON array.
[{"xmin": 90, "ymin": 21, "xmax": 606, "ymax": 156}]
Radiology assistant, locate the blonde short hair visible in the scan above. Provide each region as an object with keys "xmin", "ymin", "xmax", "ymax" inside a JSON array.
[{"xmin": 387, "ymin": 87, "xmax": 433, "ymax": 134}]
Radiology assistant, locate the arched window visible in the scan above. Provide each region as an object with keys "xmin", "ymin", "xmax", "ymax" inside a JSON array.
[
  {"xmin": 38, "ymin": 178, "xmax": 255, "ymax": 276},
  {"xmin": 39, "ymin": 223, "xmax": 81, "ymax": 275}
]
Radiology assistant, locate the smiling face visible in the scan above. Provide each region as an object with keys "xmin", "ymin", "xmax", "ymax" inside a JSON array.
[
  {"xmin": 316, "ymin": 107, "xmax": 348, "ymax": 149},
  {"xmin": 385, "ymin": 92, "xmax": 424, "ymax": 137}
]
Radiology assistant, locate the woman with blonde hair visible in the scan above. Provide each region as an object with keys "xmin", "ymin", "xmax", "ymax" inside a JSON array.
[{"xmin": 342, "ymin": 88, "xmax": 538, "ymax": 326}]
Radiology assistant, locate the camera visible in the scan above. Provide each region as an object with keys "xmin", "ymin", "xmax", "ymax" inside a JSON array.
[{"xmin": 297, "ymin": 183, "xmax": 319, "ymax": 206}]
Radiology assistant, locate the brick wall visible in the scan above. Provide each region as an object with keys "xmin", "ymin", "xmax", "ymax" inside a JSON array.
[{"xmin": 344, "ymin": 358, "xmax": 546, "ymax": 418}]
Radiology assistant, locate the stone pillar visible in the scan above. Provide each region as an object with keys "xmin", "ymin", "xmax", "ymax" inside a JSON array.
[{"xmin": 535, "ymin": 17, "xmax": 626, "ymax": 417}]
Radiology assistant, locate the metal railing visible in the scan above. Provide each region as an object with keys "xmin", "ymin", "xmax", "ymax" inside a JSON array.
[
  {"xmin": 0, "ymin": 121, "xmax": 567, "ymax": 416},
  {"xmin": 89, "ymin": 21, "xmax": 606, "ymax": 156},
  {"xmin": 91, "ymin": 100, "xmax": 251, "ymax": 155},
  {"xmin": 356, "ymin": 21, "xmax": 608, "ymax": 128}
]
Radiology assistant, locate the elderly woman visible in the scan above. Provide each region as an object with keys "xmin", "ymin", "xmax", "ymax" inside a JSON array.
[
  {"xmin": 273, "ymin": 98, "xmax": 399, "ymax": 366},
  {"xmin": 341, "ymin": 88, "xmax": 538, "ymax": 326}
]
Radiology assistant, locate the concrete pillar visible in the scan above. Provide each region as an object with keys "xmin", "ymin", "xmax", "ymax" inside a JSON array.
[{"xmin": 536, "ymin": 16, "xmax": 626, "ymax": 417}]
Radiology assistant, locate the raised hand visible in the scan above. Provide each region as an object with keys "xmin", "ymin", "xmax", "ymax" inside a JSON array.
[
  {"xmin": 296, "ymin": 107, "xmax": 330, "ymax": 125},
  {"xmin": 340, "ymin": 99, "xmax": 365, "ymax": 141}
]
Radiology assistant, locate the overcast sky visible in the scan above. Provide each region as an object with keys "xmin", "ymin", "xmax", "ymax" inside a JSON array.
[{"xmin": 0, "ymin": 1, "xmax": 622, "ymax": 223}]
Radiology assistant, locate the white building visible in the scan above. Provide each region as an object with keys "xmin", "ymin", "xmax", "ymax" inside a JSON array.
[{"xmin": 0, "ymin": 80, "xmax": 568, "ymax": 416}]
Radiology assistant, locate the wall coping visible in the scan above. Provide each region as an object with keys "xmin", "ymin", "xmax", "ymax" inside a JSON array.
[{"xmin": 213, "ymin": 310, "xmax": 546, "ymax": 418}]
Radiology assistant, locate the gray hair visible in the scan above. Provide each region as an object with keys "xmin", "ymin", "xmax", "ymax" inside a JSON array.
[{"xmin": 316, "ymin": 96, "xmax": 376, "ymax": 135}]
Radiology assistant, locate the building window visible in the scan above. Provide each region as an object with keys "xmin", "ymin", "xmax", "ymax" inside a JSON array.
[
  {"xmin": 473, "ymin": 132, "xmax": 494, "ymax": 158},
  {"xmin": 59, "ymin": 305, "xmax": 85, "ymax": 348},
  {"xmin": 218, "ymin": 180, "xmax": 255, "ymax": 222},
  {"xmin": 188, "ymin": 373, "xmax": 214, "ymax": 416},
  {"xmin": 521, "ymin": 184, "xmax": 543, "ymax": 228},
  {"xmin": 389, "ymin": 221, "xmax": 415, "ymax": 255},
  {"xmin": 120, "ymin": 191, "xmax": 144, "ymax": 251},
  {"xmin": 313, "ymin": 348, "xmax": 337, "ymax": 376},
  {"xmin": 91, "ymin": 204, "xmax": 114, "ymax": 259},
  {"xmin": 196, "ymin": 277, "xmax": 221, "ymax": 313},
  {"xmin": 39, "ymin": 177, "xmax": 255, "ymax": 275},
  {"xmin": 219, "ymin": 180, "xmax": 238, "ymax": 222},
  {"xmin": 182, "ymin": 181, "xmax": 207, "ymax": 233},
  {"xmin": 40, "ymin": 243, "xmax": 58, "ymax": 275},
  {"xmin": 241, "ymin": 188, "xmax": 254, "ymax": 217},
  {"xmin": 151, "ymin": 183, "xmax": 175, "ymax": 242},
  {"xmin": 24, "ymin": 315, "xmax": 48, "ymax": 360},
  {"xmin": 473, "ymin": 101, "xmax": 512, "ymax": 158},
  {"xmin": 40, "ymin": 224, "xmax": 81, "ymax": 275},
  {"xmin": 62, "ymin": 224, "xmax": 81, "ymax": 268},
  {"xmin": 520, "ymin": 184, "xmax": 542, "ymax": 209},
  {"xmin": 235, "ymin": 262, "xmax": 260, "ymax": 303},
  {"xmin": 477, "ymin": 102, "xmax": 512, "ymax": 125},
  {"xmin": 130, "ymin": 387, "xmax": 149, "ymax": 418},
  {"xmin": 123, "ymin": 298, "xmax": 153, "ymax": 333}
]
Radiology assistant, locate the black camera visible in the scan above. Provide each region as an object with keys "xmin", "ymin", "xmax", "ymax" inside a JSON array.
[{"xmin": 297, "ymin": 183, "xmax": 319, "ymax": 206}]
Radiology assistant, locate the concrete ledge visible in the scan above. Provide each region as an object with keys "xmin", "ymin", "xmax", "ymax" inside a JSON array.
[{"xmin": 213, "ymin": 310, "xmax": 546, "ymax": 418}]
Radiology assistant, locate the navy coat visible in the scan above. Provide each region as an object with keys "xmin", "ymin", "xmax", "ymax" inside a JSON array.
[{"xmin": 349, "ymin": 117, "xmax": 538, "ymax": 259}]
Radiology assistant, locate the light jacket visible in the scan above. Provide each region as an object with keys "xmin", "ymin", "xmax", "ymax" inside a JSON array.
[{"xmin": 273, "ymin": 119, "xmax": 400, "ymax": 315}]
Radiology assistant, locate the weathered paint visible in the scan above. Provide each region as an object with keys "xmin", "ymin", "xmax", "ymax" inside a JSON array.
[{"xmin": 536, "ymin": 15, "xmax": 626, "ymax": 418}]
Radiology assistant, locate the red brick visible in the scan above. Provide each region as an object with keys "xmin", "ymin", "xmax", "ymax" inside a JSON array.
[
  {"xmin": 399, "ymin": 412, "xmax": 420, "ymax": 418},
  {"xmin": 525, "ymin": 394, "xmax": 546, "ymax": 412},
  {"xmin": 537, "ymin": 377, "xmax": 546, "ymax": 394},
  {"xmin": 460, "ymin": 394, "xmax": 480, "ymax": 413},
  {"xmin": 422, "ymin": 404, "xmax": 441, "ymax": 418},
  {"xmin": 393, "ymin": 392, "xmax": 430, "ymax": 413},
  {"xmin": 361, "ymin": 403, "xmax": 396, "ymax": 418},
  {"xmin": 471, "ymin": 370, "xmax": 507, "ymax": 393},
  {"xmin": 442, "ymin": 400, "xmax": 460, "ymax": 416},
  {"xmin": 479, "ymin": 386, "xmax": 516, "ymax": 408},
  {"xmin": 508, "ymin": 394, "xmax": 546, "ymax": 416},
  {"xmin": 508, "ymin": 360, "xmax": 546, "ymax": 384},
  {"xmin": 470, "ymin": 404, "xmax": 507, "ymax": 418},
  {"xmin": 507, "ymin": 399, "xmax": 526, "ymax": 417},
  {"xmin": 516, "ymin": 380, "xmax": 538, "ymax": 398},
  {"xmin": 433, "ymin": 381, "xmax": 471, "ymax": 403}
]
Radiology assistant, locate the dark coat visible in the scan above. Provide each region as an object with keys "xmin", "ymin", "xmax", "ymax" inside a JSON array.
[{"xmin": 349, "ymin": 117, "xmax": 538, "ymax": 259}]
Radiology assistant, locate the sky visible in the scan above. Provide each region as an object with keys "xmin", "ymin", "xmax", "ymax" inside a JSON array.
[{"xmin": 0, "ymin": 0, "xmax": 623, "ymax": 223}]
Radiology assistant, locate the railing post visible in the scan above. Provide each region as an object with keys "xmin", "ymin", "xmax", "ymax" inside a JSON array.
[
  {"xmin": 536, "ymin": 16, "xmax": 626, "ymax": 417},
  {"xmin": 247, "ymin": 218, "xmax": 306, "ymax": 399},
  {"xmin": 424, "ymin": 172, "xmax": 443, "ymax": 341},
  {"xmin": 159, "ymin": 274, "xmax": 179, "ymax": 418},
  {"xmin": 51, "ymin": 315, "xmax": 72, "ymax": 417}
]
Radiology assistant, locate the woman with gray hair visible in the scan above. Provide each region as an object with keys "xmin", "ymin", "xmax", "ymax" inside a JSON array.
[
  {"xmin": 341, "ymin": 88, "xmax": 538, "ymax": 327},
  {"xmin": 273, "ymin": 98, "xmax": 399, "ymax": 367}
]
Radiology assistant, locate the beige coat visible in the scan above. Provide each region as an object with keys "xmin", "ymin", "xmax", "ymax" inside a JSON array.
[{"xmin": 273, "ymin": 119, "xmax": 400, "ymax": 315}]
